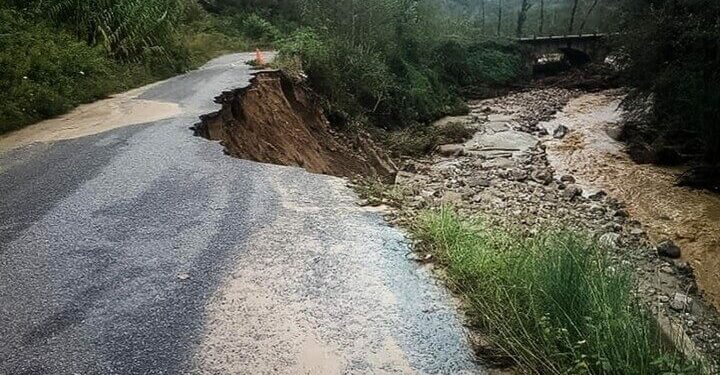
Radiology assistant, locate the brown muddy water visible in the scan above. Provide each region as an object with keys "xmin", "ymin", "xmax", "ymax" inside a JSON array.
[{"xmin": 542, "ymin": 90, "xmax": 720, "ymax": 310}]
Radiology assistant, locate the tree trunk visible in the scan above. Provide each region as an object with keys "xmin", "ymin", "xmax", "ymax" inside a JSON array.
[
  {"xmin": 497, "ymin": 0, "xmax": 503, "ymax": 36},
  {"xmin": 568, "ymin": 0, "xmax": 579, "ymax": 34},
  {"xmin": 482, "ymin": 0, "xmax": 486, "ymax": 33},
  {"xmin": 579, "ymin": 0, "xmax": 600, "ymax": 32},
  {"xmin": 516, "ymin": 0, "xmax": 533, "ymax": 37},
  {"xmin": 539, "ymin": 0, "xmax": 544, "ymax": 34}
]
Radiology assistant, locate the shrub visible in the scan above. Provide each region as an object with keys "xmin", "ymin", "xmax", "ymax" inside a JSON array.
[
  {"xmin": 0, "ymin": 8, "xmax": 117, "ymax": 132},
  {"xmin": 413, "ymin": 208, "xmax": 703, "ymax": 374},
  {"xmin": 436, "ymin": 39, "xmax": 525, "ymax": 88},
  {"xmin": 276, "ymin": 0, "xmax": 526, "ymax": 130},
  {"xmin": 241, "ymin": 13, "xmax": 281, "ymax": 44},
  {"xmin": 382, "ymin": 121, "xmax": 473, "ymax": 157}
]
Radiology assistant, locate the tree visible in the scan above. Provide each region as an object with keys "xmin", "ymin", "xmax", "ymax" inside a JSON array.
[
  {"xmin": 538, "ymin": 0, "xmax": 544, "ymax": 34},
  {"xmin": 619, "ymin": 0, "xmax": 720, "ymax": 167},
  {"xmin": 579, "ymin": 0, "xmax": 600, "ymax": 32},
  {"xmin": 481, "ymin": 0, "xmax": 486, "ymax": 32},
  {"xmin": 497, "ymin": 0, "xmax": 503, "ymax": 35},
  {"xmin": 516, "ymin": 0, "xmax": 533, "ymax": 37},
  {"xmin": 568, "ymin": 0, "xmax": 579, "ymax": 33}
]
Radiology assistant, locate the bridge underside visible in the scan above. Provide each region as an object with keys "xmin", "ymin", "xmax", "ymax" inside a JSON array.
[{"xmin": 519, "ymin": 35, "xmax": 612, "ymax": 65}]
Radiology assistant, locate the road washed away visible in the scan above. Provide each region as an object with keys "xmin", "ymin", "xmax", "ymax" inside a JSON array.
[{"xmin": 0, "ymin": 53, "xmax": 484, "ymax": 374}]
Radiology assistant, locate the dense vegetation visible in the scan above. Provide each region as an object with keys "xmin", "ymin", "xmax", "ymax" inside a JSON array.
[
  {"xmin": 414, "ymin": 208, "xmax": 703, "ymax": 374},
  {"xmin": 0, "ymin": 0, "xmax": 275, "ymax": 133},
  {"xmin": 271, "ymin": 0, "xmax": 525, "ymax": 129},
  {"xmin": 0, "ymin": 0, "xmax": 531, "ymax": 134},
  {"xmin": 618, "ymin": 0, "xmax": 720, "ymax": 168}
]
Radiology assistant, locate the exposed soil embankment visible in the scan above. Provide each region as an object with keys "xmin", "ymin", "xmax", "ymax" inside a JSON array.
[{"xmin": 193, "ymin": 71, "xmax": 396, "ymax": 182}]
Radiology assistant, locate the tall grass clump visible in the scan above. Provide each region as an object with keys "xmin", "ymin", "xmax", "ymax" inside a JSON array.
[{"xmin": 413, "ymin": 207, "xmax": 703, "ymax": 374}]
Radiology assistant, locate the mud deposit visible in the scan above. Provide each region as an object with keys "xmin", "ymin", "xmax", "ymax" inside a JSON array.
[
  {"xmin": 0, "ymin": 84, "xmax": 180, "ymax": 153},
  {"xmin": 193, "ymin": 71, "xmax": 396, "ymax": 182},
  {"xmin": 543, "ymin": 91, "xmax": 720, "ymax": 312}
]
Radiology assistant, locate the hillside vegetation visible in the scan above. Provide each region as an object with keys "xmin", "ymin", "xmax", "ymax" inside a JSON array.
[
  {"xmin": 273, "ymin": 0, "xmax": 526, "ymax": 129},
  {"xmin": 0, "ymin": 0, "xmax": 276, "ymax": 133},
  {"xmin": 618, "ymin": 0, "xmax": 720, "ymax": 170}
]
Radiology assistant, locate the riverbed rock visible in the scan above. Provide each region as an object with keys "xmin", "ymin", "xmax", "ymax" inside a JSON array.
[
  {"xmin": 587, "ymin": 190, "xmax": 607, "ymax": 201},
  {"xmin": 553, "ymin": 124, "xmax": 569, "ymax": 139},
  {"xmin": 670, "ymin": 292, "xmax": 691, "ymax": 312},
  {"xmin": 657, "ymin": 240, "xmax": 682, "ymax": 259},
  {"xmin": 437, "ymin": 144, "xmax": 466, "ymax": 157},
  {"xmin": 482, "ymin": 157, "xmax": 516, "ymax": 169},
  {"xmin": 562, "ymin": 184, "xmax": 583, "ymax": 200},
  {"xmin": 531, "ymin": 169, "xmax": 553, "ymax": 185},
  {"xmin": 466, "ymin": 177, "xmax": 491, "ymax": 188},
  {"xmin": 604, "ymin": 122, "xmax": 624, "ymax": 140},
  {"xmin": 613, "ymin": 209, "xmax": 629, "ymax": 218},
  {"xmin": 560, "ymin": 174, "xmax": 576, "ymax": 184},
  {"xmin": 509, "ymin": 169, "xmax": 528, "ymax": 181},
  {"xmin": 465, "ymin": 130, "xmax": 539, "ymax": 156},
  {"xmin": 484, "ymin": 121, "xmax": 511, "ymax": 133}
]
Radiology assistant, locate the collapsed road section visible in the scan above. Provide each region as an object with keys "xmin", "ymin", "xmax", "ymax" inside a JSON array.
[{"xmin": 193, "ymin": 70, "xmax": 397, "ymax": 182}]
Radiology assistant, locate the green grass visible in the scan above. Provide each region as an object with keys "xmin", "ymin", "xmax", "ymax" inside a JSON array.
[{"xmin": 412, "ymin": 207, "xmax": 703, "ymax": 374}]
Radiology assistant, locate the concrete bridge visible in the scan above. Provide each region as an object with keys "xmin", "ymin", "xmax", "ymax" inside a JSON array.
[{"xmin": 517, "ymin": 33, "xmax": 614, "ymax": 65}]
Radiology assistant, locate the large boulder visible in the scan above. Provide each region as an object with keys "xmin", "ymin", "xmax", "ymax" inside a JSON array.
[{"xmin": 657, "ymin": 240, "xmax": 682, "ymax": 259}]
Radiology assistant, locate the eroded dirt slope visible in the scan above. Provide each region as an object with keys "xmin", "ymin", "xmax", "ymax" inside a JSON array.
[{"xmin": 193, "ymin": 71, "xmax": 396, "ymax": 182}]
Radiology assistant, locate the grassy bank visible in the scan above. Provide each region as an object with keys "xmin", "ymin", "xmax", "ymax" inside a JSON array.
[
  {"xmin": 412, "ymin": 207, "xmax": 702, "ymax": 374},
  {"xmin": 0, "ymin": 1, "xmax": 279, "ymax": 134}
]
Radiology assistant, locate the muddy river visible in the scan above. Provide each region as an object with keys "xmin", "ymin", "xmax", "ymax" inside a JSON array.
[{"xmin": 542, "ymin": 90, "xmax": 720, "ymax": 310}]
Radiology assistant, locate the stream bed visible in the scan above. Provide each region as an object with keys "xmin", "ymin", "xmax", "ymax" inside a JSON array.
[{"xmin": 542, "ymin": 90, "xmax": 720, "ymax": 311}]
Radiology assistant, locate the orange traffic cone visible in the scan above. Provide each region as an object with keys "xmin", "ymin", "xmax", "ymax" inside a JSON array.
[{"xmin": 255, "ymin": 49, "xmax": 265, "ymax": 66}]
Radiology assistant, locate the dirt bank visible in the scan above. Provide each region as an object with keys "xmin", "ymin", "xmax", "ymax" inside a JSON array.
[{"xmin": 193, "ymin": 71, "xmax": 396, "ymax": 182}]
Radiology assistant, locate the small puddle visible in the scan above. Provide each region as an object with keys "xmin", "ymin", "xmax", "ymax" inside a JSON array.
[{"xmin": 542, "ymin": 90, "xmax": 720, "ymax": 310}]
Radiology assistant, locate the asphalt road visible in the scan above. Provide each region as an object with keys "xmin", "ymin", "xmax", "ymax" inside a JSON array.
[{"xmin": 0, "ymin": 53, "xmax": 484, "ymax": 374}]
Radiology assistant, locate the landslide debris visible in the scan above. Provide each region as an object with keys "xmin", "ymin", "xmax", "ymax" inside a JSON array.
[{"xmin": 193, "ymin": 70, "xmax": 396, "ymax": 182}]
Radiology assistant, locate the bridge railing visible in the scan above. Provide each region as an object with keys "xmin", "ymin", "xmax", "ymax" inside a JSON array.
[{"xmin": 517, "ymin": 32, "xmax": 619, "ymax": 42}]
